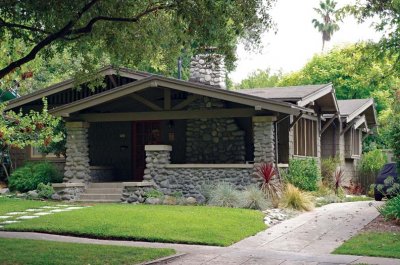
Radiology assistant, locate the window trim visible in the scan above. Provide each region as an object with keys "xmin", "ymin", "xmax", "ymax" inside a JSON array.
[{"xmin": 30, "ymin": 146, "xmax": 64, "ymax": 161}]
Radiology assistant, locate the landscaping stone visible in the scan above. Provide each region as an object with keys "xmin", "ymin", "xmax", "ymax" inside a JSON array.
[
  {"xmin": 49, "ymin": 209, "xmax": 72, "ymax": 213},
  {"xmin": 0, "ymin": 188, "xmax": 9, "ymax": 194},
  {"xmin": 262, "ymin": 208, "xmax": 298, "ymax": 226},
  {"xmin": 145, "ymin": 198, "xmax": 161, "ymax": 205},
  {"xmin": 41, "ymin": 206, "xmax": 59, "ymax": 209},
  {"xmin": 27, "ymin": 190, "xmax": 38, "ymax": 198},
  {"xmin": 51, "ymin": 194, "xmax": 61, "ymax": 200},
  {"xmin": 6, "ymin": 212, "xmax": 26, "ymax": 215},
  {"xmin": 186, "ymin": 197, "xmax": 197, "ymax": 205},
  {"xmin": 162, "ymin": 195, "xmax": 177, "ymax": 205}
]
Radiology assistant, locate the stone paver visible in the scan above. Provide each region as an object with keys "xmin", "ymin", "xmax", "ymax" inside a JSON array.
[{"xmin": 17, "ymin": 216, "xmax": 40, "ymax": 220}]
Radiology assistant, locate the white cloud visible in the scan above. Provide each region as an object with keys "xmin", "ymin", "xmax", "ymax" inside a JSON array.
[{"xmin": 229, "ymin": 0, "xmax": 382, "ymax": 83}]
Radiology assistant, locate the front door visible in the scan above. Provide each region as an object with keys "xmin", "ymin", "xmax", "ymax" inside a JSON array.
[{"xmin": 132, "ymin": 121, "xmax": 161, "ymax": 181}]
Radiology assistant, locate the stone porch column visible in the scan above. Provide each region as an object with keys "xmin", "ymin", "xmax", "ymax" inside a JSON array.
[
  {"xmin": 252, "ymin": 116, "xmax": 276, "ymax": 163},
  {"xmin": 63, "ymin": 121, "xmax": 91, "ymax": 183},
  {"xmin": 144, "ymin": 145, "xmax": 172, "ymax": 193}
]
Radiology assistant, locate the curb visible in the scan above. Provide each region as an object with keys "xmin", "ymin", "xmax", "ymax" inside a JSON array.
[{"xmin": 140, "ymin": 253, "xmax": 187, "ymax": 265}]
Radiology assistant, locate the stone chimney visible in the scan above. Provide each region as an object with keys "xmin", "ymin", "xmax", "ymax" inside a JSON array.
[{"xmin": 189, "ymin": 51, "xmax": 226, "ymax": 89}]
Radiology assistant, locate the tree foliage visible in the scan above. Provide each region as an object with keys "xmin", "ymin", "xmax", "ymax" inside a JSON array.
[
  {"xmin": 0, "ymin": 0, "xmax": 276, "ymax": 81},
  {"xmin": 312, "ymin": 0, "xmax": 341, "ymax": 51},
  {"xmin": 0, "ymin": 100, "xmax": 62, "ymax": 178},
  {"xmin": 344, "ymin": 0, "xmax": 400, "ymax": 71},
  {"xmin": 278, "ymin": 43, "xmax": 400, "ymax": 148},
  {"xmin": 234, "ymin": 69, "xmax": 282, "ymax": 89}
]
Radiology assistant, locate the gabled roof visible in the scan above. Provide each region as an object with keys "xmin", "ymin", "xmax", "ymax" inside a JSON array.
[
  {"xmin": 238, "ymin": 84, "xmax": 338, "ymax": 113},
  {"xmin": 337, "ymin": 98, "xmax": 377, "ymax": 126},
  {"xmin": 49, "ymin": 75, "xmax": 312, "ymax": 117},
  {"xmin": 5, "ymin": 66, "xmax": 150, "ymax": 110}
]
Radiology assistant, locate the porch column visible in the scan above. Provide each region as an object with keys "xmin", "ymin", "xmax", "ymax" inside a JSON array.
[
  {"xmin": 63, "ymin": 121, "xmax": 91, "ymax": 183},
  {"xmin": 252, "ymin": 116, "xmax": 276, "ymax": 163}
]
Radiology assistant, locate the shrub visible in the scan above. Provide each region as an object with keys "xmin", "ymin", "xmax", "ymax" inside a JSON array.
[
  {"xmin": 37, "ymin": 183, "xmax": 55, "ymax": 199},
  {"xmin": 378, "ymin": 195, "xmax": 400, "ymax": 222},
  {"xmin": 334, "ymin": 167, "xmax": 345, "ymax": 195},
  {"xmin": 239, "ymin": 185, "xmax": 270, "ymax": 210},
  {"xmin": 208, "ymin": 182, "xmax": 241, "ymax": 208},
  {"xmin": 285, "ymin": 158, "xmax": 320, "ymax": 191},
  {"xmin": 321, "ymin": 157, "xmax": 340, "ymax": 184},
  {"xmin": 374, "ymin": 176, "xmax": 400, "ymax": 198},
  {"xmin": 144, "ymin": 189, "xmax": 164, "ymax": 198},
  {"xmin": 8, "ymin": 162, "xmax": 62, "ymax": 192},
  {"xmin": 254, "ymin": 163, "xmax": 281, "ymax": 207},
  {"xmin": 280, "ymin": 183, "xmax": 314, "ymax": 211},
  {"xmin": 358, "ymin": 149, "xmax": 387, "ymax": 178}
]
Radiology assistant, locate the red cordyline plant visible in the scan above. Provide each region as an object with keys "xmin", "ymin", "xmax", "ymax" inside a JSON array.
[
  {"xmin": 334, "ymin": 167, "xmax": 344, "ymax": 195},
  {"xmin": 254, "ymin": 162, "xmax": 281, "ymax": 207}
]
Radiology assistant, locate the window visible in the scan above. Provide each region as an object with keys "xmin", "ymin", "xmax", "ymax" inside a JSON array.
[
  {"xmin": 351, "ymin": 128, "xmax": 361, "ymax": 156},
  {"xmin": 293, "ymin": 118, "xmax": 318, "ymax": 157},
  {"xmin": 344, "ymin": 128, "xmax": 361, "ymax": 158},
  {"xmin": 30, "ymin": 146, "xmax": 59, "ymax": 159}
]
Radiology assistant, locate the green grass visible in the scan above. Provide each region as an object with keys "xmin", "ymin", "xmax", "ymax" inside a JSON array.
[
  {"xmin": 0, "ymin": 197, "xmax": 56, "ymax": 215},
  {"xmin": 0, "ymin": 238, "xmax": 175, "ymax": 265},
  {"xmin": 333, "ymin": 232, "xmax": 400, "ymax": 259},
  {"xmin": 4, "ymin": 202, "xmax": 266, "ymax": 246}
]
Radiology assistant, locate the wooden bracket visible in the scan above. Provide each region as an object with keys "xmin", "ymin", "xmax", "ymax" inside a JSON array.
[
  {"xmin": 289, "ymin": 113, "xmax": 303, "ymax": 130},
  {"xmin": 320, "ymin": 113, "xmax": 338, "ymax": 135}
]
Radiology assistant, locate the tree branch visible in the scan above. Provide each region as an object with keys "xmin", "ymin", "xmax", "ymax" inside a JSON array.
[
  {"xmin": 0, "ymin": 17, "xmax": 49, "ymax": 34},
  {"xmin": 67, "ymin": 3, "xmax": 174, "ymax": 35},
  {"xmin": 0, "ymin": 0, "xmax": 100, "ymax": 79}
]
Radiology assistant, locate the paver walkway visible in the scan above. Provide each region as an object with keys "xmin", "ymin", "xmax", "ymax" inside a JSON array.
[{"xmin": 0, "ymin": 201, "xmax": 398, "ymax": 265}]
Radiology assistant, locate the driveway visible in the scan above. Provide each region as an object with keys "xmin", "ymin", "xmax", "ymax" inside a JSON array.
[{"xmin": 1, "ymin": 201, "xmax": 398, "ymax": 265}]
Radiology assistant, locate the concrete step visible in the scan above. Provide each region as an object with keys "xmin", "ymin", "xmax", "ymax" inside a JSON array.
[
  {"xmin": 88, "ymin": 182, "xmax": 123, "ymax": 188},
  {"xmin": 75, "ymin": 199, "xmax": 121, "ymax": 203},
  {"xmin": 79, "ymin": 194, "xmax": 121, "ymax": 201},
  {"xmin": 85, "ymin": 188, "xmax": 123, "ymax": 194}
]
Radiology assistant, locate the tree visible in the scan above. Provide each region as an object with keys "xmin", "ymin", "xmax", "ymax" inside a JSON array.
[
  {"xmin": 0, "ymin": 0, "xmax": 276, "ymax": 81},
  {"xmin": 0, "ymin": 100, "xmax": 63, "ymax": 179},
  {"xmin": 388, "ymin": 91, "xmax": 400, "ymax": 168},
  {"xmin": 344, "ymin": 0, "xmax": 400, "ymax": 71},
  {"xmin": 234, "ymin": 69, "xmax": 282, "ymax": 89},
  {"xmin": 278, "ymin": 43, "xmax": 400, "ymax": 148},
  {"xmin": 312, "ymin": 0, "xmax": 341, "ymax": 51}
]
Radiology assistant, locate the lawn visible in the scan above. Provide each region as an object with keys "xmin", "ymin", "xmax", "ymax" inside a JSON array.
[
  {"xmin": 333, "ymin": 232, "xmax": 400, "ymax": 259},
  {"xmin": 0, "ymin": 197, "xmax": 57, "ymax": 215},
  {"xmin": 4, "ymin": 202, "xmax": 266, "ymax": 246},
  {"xmin": 0, "ymin": 238, "xmax": 175, "ymax": 265}
]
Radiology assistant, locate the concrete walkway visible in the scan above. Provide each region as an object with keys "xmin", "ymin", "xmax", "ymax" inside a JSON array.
[{"xmin": 0, "ymin": 201, "xmax": 399, "ymax": 265}]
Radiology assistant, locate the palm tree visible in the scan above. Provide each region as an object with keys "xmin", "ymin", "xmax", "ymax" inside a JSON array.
[{"xmin": 312, "ymin": 0, "xmax": 340, "ymax": 51}]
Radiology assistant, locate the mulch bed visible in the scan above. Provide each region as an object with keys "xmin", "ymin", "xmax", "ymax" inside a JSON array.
[{"xmin": 362, "ymin": 215, "xmax": 400, "ymax": 233}]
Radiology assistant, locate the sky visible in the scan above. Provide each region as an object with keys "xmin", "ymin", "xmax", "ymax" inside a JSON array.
[{"xmin": 229, "ymin": 0, "xmax": 383, "ymax": 83}]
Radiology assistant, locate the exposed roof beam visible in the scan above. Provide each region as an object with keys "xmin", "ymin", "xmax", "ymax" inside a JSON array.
[
  {"xmin": 354, "ymin": 115, "xmax": 367, "ymax": 130},
  {"xmin": 172, "ymin": 94, "xmax": 200, "ymax": 110},
  {"xmin": 320, "ymin": 113, "xmax": 338, "ymax": 135},
  {"xmin": 77, "ymin": 108, "xmax": 259, "ymax": 122},
  {"xmin": 129, "ymin": 94, "xmax": 162, "ymax": 111},
  {"xmin": 164, "ymin": 88, "xmax": 171, "ymax": 110},
  {"xmin": 289, "ymin": 113, "xmax": 304, "ymax": 130}
]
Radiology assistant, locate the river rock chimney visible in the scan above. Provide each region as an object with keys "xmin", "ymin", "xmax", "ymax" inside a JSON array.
[{"xmin": 189, "ymin": 50, "xmax": 226, "ymax": 89}]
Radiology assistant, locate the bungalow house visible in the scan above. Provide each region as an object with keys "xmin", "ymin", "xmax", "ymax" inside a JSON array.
[
  {"xmin": 6, "ymin": 53, "xmax": 375, "ymax": 202},
  {"xmin": 321, "ymin": 98, "xmax": 377, "ymax": 186}
]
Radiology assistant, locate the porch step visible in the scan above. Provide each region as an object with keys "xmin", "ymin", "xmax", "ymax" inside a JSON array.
[
  {"xmin": 88, "ymin": 182, "xmax": 124, "ymax": 188},
  {"xmin": 79, "ymin": 194, "xmax": 121, "ymax": 201},
  {"xmin": 85, "ymin": 188, "xmax": 123, "ymax": 194}
]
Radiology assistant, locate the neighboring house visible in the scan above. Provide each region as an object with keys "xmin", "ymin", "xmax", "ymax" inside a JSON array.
[
  {"xmin": 6, "ymin": 53, "xmax": 375, "ymax": 202},
  {"xmin": 321, "ymin": 99, "xmax": 377, "ymax": 185}
]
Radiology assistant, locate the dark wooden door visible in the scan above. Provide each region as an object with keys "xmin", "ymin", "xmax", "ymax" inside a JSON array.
[{"xmin": 132, "ymin": 121, "xmax": 161, "ymax": 181}]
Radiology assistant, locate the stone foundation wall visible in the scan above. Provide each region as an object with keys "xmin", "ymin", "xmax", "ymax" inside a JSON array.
[
  {"xmin": 186, "ymin": 97, "xmax": 246, "ymax": 163},
  {"xmin": 52, "ymin": 183, "xmax": 85, "ymax": 201},
  {"xmin": 144, "ymin": 145, "xmax": 259, "ymax": 203},
  {"xmin": 121, "ymin": 184, "xmax": 155, "ymax": 203}
]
